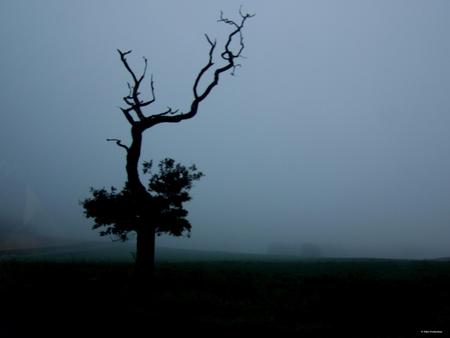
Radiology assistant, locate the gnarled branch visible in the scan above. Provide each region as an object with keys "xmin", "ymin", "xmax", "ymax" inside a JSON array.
[
  {"xmin": 115, "ymin": 10, "xmax": 253, "ymax": 132},
  {"xmin": 120, "ymin": 107, "xmax": 136, "ymax": 125},
  {"xmin": 118, "ymin": 49, "xmax": 156, "ymax": 123},
  {"xmin": 138, "ymin": 10, "xmax": 253, "ymax": 130},
  {"xmin": 193, "ymin": 34, "xmax": 217, "ymax": 99},
  {"xmin": 107, "ymin": 138, "xmax": 129, "ymax": 151}
]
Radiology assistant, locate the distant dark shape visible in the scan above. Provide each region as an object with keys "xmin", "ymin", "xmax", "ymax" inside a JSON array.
[
  {"xmin": 82, "ymin": 10, "xmax": 253, "ymax": 279},
  {"xmin": 300, "ymin": 243, "xmax": 322, "ymax": 258},
  {"xmin": 268, "ymin": 242, "xmax": 322, "ymax": 259}
]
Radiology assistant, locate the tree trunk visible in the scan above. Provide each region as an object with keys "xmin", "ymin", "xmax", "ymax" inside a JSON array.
[
  {"xmin": 126, "ymin": 126, "xmax": 157, "ymax": 280},
  {"xmin": 135, "ymin": 226, "xmax": 156, "ymax": 280},
  {"xmin": 126, "ymin": 127, "xmax": 147, "ymax": 195}
]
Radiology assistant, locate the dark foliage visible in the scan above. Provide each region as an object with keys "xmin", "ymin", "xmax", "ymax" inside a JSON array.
[{"xmin": 82, "ymin": 158, "xmax": 203, "ymax": 241}]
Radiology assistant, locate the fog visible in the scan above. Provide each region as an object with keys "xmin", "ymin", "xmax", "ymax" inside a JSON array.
[{"xmin": 1, "ymin": 0, "xmax": 450, "ymax": 259}]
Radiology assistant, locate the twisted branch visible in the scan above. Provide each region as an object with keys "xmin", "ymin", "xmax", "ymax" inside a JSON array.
[
  {"xmin": 116, "ymin": 9, "xmax": 253, "ymax": 132},
  {"xmin": 107, "ymin": 138, "xmax": 129, "ymax": 151},
  {"xmin": 118, "ymin": 50, "xmax": 156, "ymax": 123}
]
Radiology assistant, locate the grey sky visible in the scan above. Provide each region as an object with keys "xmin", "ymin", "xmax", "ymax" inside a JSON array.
[{"xmin": 1, "ymin": 0, "xmax": 450, "ymax": 258}]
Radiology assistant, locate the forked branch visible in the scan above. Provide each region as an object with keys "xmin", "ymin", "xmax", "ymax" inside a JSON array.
[
  {"xmin": 192, "ymin": 10, "xmax": 254, "ymax": 103},
  {"xmin": 118, "ymin": 50, "xmax": 156, "ymax": 123},
  {"xmin": 116, "ymin": 9, "xmax": 253, "ymax": 132}
]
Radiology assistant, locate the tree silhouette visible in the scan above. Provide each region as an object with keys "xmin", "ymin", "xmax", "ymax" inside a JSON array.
[
  {"xmin": 82, "ymin": 10, "xmax": 253, "ymax": 279},
  {"xmin": 82, "ymin": 158, "xmax": 203, "ymax": 275}
]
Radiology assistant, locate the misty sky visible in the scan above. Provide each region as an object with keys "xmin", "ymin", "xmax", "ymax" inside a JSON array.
[{"xmin": 1, "ymin": 0, "xmax": 450, "ymax": 258}]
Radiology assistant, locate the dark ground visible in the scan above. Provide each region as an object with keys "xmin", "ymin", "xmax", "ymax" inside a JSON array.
[{"xmin": 1, "ymin": 259, "xmax": 449, "ymax": 337}]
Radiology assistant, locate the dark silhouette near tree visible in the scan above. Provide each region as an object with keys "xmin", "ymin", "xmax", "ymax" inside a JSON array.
[
  {"xmin": 81, "ymin": 10, "xmax": 253, "ymax": 279},
  {"xmin": 82, "ymin": 158, "xmax": 203, "ymax": 277}
]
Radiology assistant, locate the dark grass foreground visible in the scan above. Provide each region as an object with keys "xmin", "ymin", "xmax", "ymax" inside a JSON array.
[{"xmin": 1, "ymin": 260, "xmax": 450, "ymax": 337}]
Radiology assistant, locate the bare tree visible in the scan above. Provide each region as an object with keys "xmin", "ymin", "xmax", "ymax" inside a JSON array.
[{"xmin": 82, "ymin": 10, "xmax": 253, "ymax": 279}]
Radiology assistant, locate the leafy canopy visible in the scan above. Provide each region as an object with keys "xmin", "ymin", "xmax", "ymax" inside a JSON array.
[{"xmin": 82, "ymin": 158, "xmax": 203, "ymax": 241}]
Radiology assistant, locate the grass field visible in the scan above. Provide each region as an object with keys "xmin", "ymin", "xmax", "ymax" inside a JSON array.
[{"xmin": 1, "ymin": 250, "xmax": 450, "ymax": 337}]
